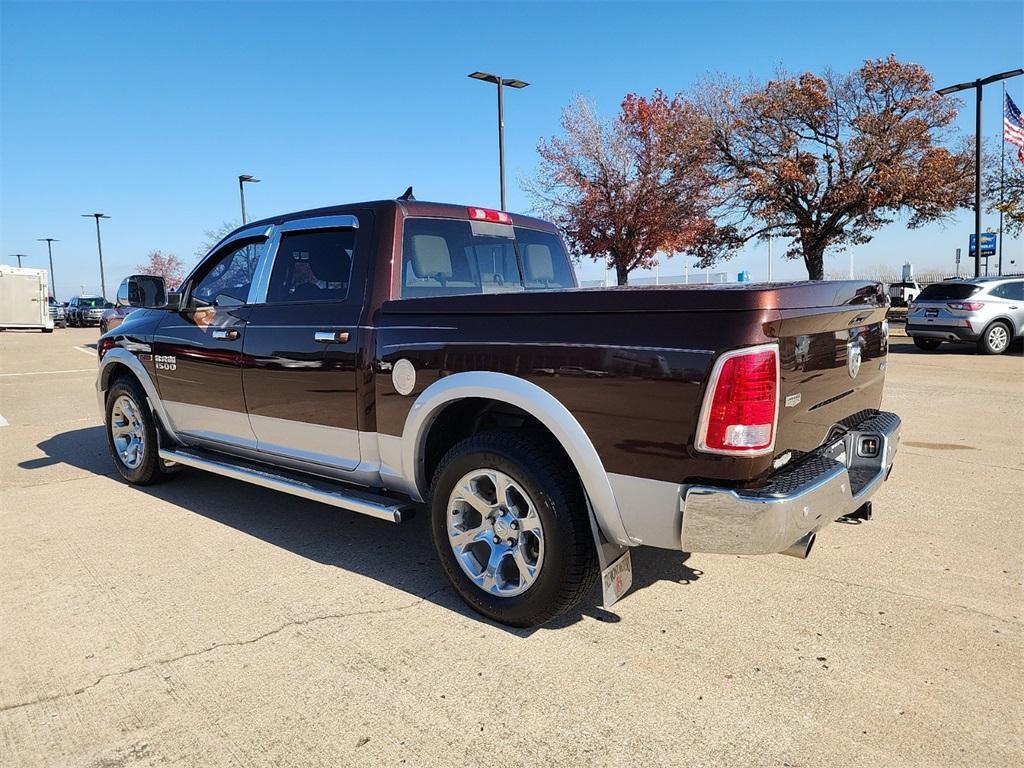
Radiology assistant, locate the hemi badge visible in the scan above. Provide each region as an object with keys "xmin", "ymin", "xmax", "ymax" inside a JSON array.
[{"xmin": 785, "ymin": 393, "xmax": 802, "ymax": 408}]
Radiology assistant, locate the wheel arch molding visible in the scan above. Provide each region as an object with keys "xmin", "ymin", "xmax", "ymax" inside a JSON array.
[
  {"xmin": 97, "ymin": 347, "xmax": 178, "ymax": 443},
  {"xmin": 399, "ymin": 371, "xmax": 634, "ymax": 546}
]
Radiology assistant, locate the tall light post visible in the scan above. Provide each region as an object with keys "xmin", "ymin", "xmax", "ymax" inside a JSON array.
[
  {"xmin": 81, "ymin": 213, "xmax": 111, "ymax": 299},
  {"xmin": 468, "ymin": 71, "xmax": 529, "ymax": 211},
  {"xmin": 37, "ymin": 238, "xmax": 59, "ymax": 297},
  {"xmin": 10, "ymin": 254, "xmax": 31, "ymax": 268},
  {"xmin": 239, "ymin": 174, "xmax": 260, "ymax": 224},
  {"xmin": 937, "ymin": 68, "xmax": 1023, "ymax": 278}
]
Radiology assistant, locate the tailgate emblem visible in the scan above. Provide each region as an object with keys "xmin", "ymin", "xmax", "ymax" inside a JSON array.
[
  {"xmin": 847, "ymin": 341, "xmax": 862, "ymax": 379},
  {"xmin": 785, "ymin": 393, "xmax": 802, "ymax": 408}
]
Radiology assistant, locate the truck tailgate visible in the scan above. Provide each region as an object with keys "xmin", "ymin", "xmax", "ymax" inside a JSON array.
[{"xmin": 771, "ymin": 303, "xmax": 889, "ymax": 459}]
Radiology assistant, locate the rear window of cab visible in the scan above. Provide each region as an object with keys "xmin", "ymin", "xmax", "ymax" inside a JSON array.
[{"xmin": 400, "ymin": 217, "xmax": 576, "ymax": 298}]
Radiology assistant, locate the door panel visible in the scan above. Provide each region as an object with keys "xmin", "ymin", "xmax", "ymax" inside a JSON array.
[
  {"xmin": 242, "ymin": 305, "xmax": 362, "ymax": 469},
  {"xmin": 154, "ymin": 306, "xmax": 255, "ymax": 446},
  {"xmin": 240, "ymin": 222, "xmax": 370, "ymax": 470},
  {"xmin": 153, "ymin": 233, "xmax": 267, "ymax": 447}
]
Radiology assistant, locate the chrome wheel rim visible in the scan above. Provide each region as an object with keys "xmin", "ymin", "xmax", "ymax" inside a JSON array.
[
  {"xmin": 988, "ymin": 325, "xmax": 1008, "ymax": 352},
  {"xmin": 446, "ymin": 469, "xmax": 545, "ymax": 597},
  {"xmin": 110, "ymin": 394, "xmax": 145, "ymax": 469}
]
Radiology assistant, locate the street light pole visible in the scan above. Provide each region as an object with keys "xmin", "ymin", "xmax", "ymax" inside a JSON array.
[
  {"xmin": 937, "ymin": 68, "xmax": 1023, "ymax": 279},
  {"xmin": 469, "ymin": 72, "xmax": 529, "ymax": 211},
  {"xmin": 11, "ymin": 254, "xmax": 30, "ymax": 268},
  {"xmin": 81, "ymin": 213, "xmax": 111, "ymax": 299},
  {"xmin": 37, "ymin": 238, "xmax": 59, "ymax": 297},
  {"xmin": 238, "ymin": 174, "xmax": 260, "ymax": 224}
]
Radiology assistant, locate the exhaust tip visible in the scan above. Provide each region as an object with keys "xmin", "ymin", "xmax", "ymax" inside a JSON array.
[{"xmin": 780, "ymin": 532, "xmax": 816, "ymax": 559}]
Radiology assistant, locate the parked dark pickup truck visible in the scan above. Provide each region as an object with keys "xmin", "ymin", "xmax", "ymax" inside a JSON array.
[{"xmin": 96, "ymin": 197, "xmax": 901, "ymax": 627}]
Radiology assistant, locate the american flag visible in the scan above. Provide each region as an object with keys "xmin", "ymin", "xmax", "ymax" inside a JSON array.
[{"xmin": 1006, "ymin": 93, "xmax": 1024, "ymax": 162}]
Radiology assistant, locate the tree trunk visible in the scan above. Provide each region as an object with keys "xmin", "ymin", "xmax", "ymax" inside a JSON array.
[
  {"xmin": 802, "ymin": 241, "xmax": 826, "ymax": 281},
  {"xmin": 615, "ymin": 263, "xmax": 629, "ymax": 286}
]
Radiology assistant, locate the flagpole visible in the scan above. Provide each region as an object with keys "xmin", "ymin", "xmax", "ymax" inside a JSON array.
[{"xmin": 999, "ymin": 82, "xmax": 1006, "ymax": 276}]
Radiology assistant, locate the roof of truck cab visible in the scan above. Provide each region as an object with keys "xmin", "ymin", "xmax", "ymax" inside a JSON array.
[{"xmin": 240, "ymin": 199, "xmax": 558, "ymax": 235}]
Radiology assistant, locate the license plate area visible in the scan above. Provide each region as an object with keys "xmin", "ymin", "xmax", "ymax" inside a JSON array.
[
  {"xmin": 601, "ymin": 550, "xmax": 633, "ymax": 608},
  {"xmin": 925, "ymin": 308, "xmax": 939, "ymax": 318}
]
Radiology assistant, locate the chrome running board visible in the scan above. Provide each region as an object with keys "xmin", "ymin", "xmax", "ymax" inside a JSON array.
[{"xmin": 158, "ymin": 447, "xmax": 414, "ymax": 523}]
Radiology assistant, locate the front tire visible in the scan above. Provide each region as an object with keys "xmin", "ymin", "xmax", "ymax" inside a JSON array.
[
  {"xmin": 430, "ymin": 431, "xmax": 598, "ymax": 627},
  {"xmin": 104, "ymin": 376, "xmax": 179, "ymax": 485},
  {"xmin": 978, "ymin": 322, "xmax": 1011, "ymax": 355},
  {"xmin": 912, "ymin": 337, "xmax": 941, "ymax": 351}
]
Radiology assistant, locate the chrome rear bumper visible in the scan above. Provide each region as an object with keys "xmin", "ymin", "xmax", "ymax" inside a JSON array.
[{"xmin": 680, "ymin": 411, "xmax": 901, "ymax": 555}]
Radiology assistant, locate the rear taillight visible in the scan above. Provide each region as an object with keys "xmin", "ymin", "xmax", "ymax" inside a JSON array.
[
  {"xmin": 696, "ymin": 345, "xmax": 779, "ymax": 456},
  {"xmin": 98, "ymin": 337, "xmax": 116, "ymax": 359},
  {"xmin": 468, "ymin": 207, "xmax": 511, "ymax": 224},
  {"xmin": 947, "ymin": 302, "xmax": 984, "ymax": 311}
]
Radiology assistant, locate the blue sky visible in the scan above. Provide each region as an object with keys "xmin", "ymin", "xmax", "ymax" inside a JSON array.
[{"xmin": 2, "ymin": 0, "xmax": 1022, "ymax": 298}]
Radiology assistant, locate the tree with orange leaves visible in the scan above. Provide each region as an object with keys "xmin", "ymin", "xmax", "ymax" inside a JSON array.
[
  {"xmin": 689, "ymin": 56, "xmax": 973, "ymax": 280},
  {"xmin": 527, "ymin": 92, "xmax": 731, "ymax": 285}
]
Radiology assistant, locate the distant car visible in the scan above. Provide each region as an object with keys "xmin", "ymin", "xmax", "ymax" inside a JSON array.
[
  {"xmin": 906, "ymin": 277, "xmax": 1023, "ymax": 354},
  {"xmin": 67, "ymin": 295, "xmax": 110, "ymax": 327},
  {"xmin": 100, "ymin": 304, "xmax": 134, "ymax": 334},
  {"xmin": 887, "ymin": 280, "xmax": 922, "ymax": 307},
  {"xmin": 47, "ymin": 297, "xmax": 67, "ymax": 328}
]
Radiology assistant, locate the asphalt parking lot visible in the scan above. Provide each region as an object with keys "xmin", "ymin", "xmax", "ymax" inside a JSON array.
[{"xmin": 1, "ymin": 327, "xmax": 1021, "ymax": 767}]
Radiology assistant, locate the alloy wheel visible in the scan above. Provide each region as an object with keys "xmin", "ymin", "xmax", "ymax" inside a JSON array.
[
  {"xmin": 988, "ymin": 325, "xmax": 1009, "ymax": 353},
  {"xmin": 110, "ymin": 394, "xmax": 146, "ymax": 469},
  {"xmin": 446, "ymin": 469, "xmax": 545, "ymax": 597}
]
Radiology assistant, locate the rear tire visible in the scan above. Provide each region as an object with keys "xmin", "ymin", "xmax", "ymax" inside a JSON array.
[
  {"xmin": 104, "ymin": 376, "xmax": 179, "ymax": 485},
  {"xmin": 912, "ymin": 337, "xmax": 941, "ymax": 351},
  {"xmin": 429, "ymin": 430, "xmax": 598, "ymax": 627},
  {"xmin": 978, "ymin": 322, "xmax": 1011, "ymax": 355}
]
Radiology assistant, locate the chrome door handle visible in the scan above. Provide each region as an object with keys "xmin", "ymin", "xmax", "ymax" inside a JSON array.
[
  {"xmin": 314, "ymin": 330, "xmax": 350, "ymax": 344},
  {"xmin": 212, "ymin": 328, "xmax": 240, "ymax": 341}
]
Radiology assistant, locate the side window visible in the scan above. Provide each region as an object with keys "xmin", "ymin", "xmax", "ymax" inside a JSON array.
[
  {"xmin": 116, "ymin": 281, "xmax": 129, "ymax": 303},
  {"xmin": 266, "ymin": 229, "xmax": 356, "ymax": 303},
  {"xmin": 990, "ymin": 281, "xmax": 1023, "ymax": 301},
  {"xmin": 191, "ymin": 239, "xmax": 264, "ymax": 307}
]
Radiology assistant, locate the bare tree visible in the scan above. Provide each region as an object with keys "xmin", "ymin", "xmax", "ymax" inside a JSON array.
[{"xmin": 194, "ymin": 220, "xmax": 240, "ymax": 261}]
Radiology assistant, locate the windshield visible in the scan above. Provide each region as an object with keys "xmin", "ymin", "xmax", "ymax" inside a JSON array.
[
  {"xmin": 78, "ymin": 298, "xmax": 106, "ymax": 307},
  {"xmin": 916, "ymin": 283, "xmax": 981, "ymax": 301},
  {"xmin": 400, "ymin": 218, "xmax": 576, "ymax": 298}
]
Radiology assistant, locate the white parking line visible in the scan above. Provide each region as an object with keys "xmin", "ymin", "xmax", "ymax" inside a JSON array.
[
  {"xmin": 0, "ymin": 413, "xmax": 8, "ymax": 427},
  {"xmin": 0, "ymin": 368, "xmax": 94, "ymax": 378},
  {"xmin": 74, "ymin": 346, "xmax": 97, "ymax": 357}
]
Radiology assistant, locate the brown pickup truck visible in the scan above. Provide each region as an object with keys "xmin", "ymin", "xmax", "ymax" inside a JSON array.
[{"xmin": 96, "ymin": 197, "xmax": 901, "ymax": 627}]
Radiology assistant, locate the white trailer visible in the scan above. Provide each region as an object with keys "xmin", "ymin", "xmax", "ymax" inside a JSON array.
[{"xmin": 0, "ymin": 266, "xmax": 54, "ymax": 332}]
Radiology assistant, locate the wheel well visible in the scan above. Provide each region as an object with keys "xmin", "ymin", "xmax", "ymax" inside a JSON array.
[
  {"xmin": 100, "ymin": 361, "xmax": 135, "ymax": 392},
  {"xmin": 984, "ymin": 316, "xmax": 1015, "ymax": 335},
  {"xmin": 422, "ymin": 397, "xmax": 575, "ymax": 490}
]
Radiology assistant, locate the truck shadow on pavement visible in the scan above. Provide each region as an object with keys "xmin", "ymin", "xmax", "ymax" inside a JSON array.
[{"xmin": 22, "ymin": 426, "xmax": 703, "ymax": 635}]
